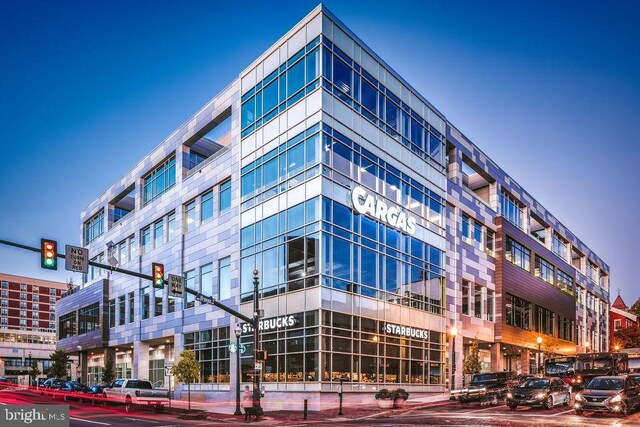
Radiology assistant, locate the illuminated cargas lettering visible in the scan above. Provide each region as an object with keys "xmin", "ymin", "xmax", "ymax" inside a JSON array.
[{"xmin": 351, "ymin": 186, "xmax": 417, "ymax": 235}]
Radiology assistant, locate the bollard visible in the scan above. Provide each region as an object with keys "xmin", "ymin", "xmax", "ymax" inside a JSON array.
[{"xmin": 304, "ymin": 399, "xmax": 308, "ymax": 420}]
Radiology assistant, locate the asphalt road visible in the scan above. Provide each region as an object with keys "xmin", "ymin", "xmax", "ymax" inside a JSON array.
[
  {"xmin": 337, "ymin": 400, "xmax": 640, "ymax": 426},
  {"xmin": 0, "ymin": 388, "xmax": 229, "ymax": 426},
  {"xmin": 4, "ymin": 387, "xmax": 640, "ymax": 426}
]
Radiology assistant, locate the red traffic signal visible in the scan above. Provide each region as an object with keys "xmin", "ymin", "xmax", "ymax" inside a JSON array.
[
  {"xmin": 152, "ymin": 263, "xmax": 165, "ymax": 288},
  {"xmin": 40, "ymin": 239, "xmax": 58, "ymax": 270}
]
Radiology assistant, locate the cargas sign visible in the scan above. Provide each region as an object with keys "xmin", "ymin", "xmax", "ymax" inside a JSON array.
[{"xmin": 350, "ymin": 186, "xmax": 417, "ymax": 235}]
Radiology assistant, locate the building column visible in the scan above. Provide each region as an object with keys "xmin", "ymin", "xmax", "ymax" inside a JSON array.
[
  {"xmin": 80, "ymin": 351, "xmax": 88, "ymax": 384},
  {"xmin": 133, "ymin": 341, "xmax": 150, "ymax": 380},
  {"xmin": 520, "ymin": 349, "xmax": 531, "ymax": 375},
  {"xmin": 490, "ymin": 343, "xmax": 504, "ymax": 372},
  {"xmin": 452, "ymin": 337, "xmax": 463, "ymax": 389}
]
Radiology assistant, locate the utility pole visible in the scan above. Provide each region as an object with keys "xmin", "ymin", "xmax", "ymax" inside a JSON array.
[{"xmin": 252, "ymin": 270, "xmax": 262, "ymax": 414}]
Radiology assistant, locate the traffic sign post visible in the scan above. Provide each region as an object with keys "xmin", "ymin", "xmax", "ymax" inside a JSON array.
[
  {"xmin": 65, "ymin": 245, "xmax": 88, "ymax": 273},
  {"xmin": 168, "ymin": 274, "xmax": 184, "ymax": 297}
]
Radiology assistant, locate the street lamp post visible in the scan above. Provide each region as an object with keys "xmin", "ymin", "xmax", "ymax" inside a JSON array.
[
  {"xmin": 28, "ymin": 351, "xmax": 32, "ymax": 387},
  {"xmin": 252, "ymin": 270, "xmax": 262, "ymax": 415},
  {"xmin": 234, "ymin": 324, "xmax": 242, "ymax": 416},
  {"xmin": 450, "ymin": 327, "xmax": 458, "ymax": 389},
  {"xmin": 338, "ymin": 378, "xmax": 344, "ymax": 416},
  {"xmin": 536, "ymin": 337, "xmax": 542, "ymax": 376},
  {"xmin": 77, "ymin": 345, "xmax": 82, "ymax": 383}
]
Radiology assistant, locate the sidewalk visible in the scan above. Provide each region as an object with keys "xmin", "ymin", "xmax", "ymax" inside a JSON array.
[{"xmin": 165, "ymin": 393, "xmax": 451, "ymax": 424}]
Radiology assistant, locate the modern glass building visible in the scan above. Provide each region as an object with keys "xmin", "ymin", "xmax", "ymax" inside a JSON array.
[{"xmin": 56, "ymin": 4, "xmax": 609, "ymax": 409}]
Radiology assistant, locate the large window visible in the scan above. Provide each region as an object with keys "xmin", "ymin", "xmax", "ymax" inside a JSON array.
[
  {"xmin": 141, "ymin": 287, "xmax": 150, "ymax": 320},
  {"xmin": 551, "ymin": 233, "xmax": 568, "ymax": 261},
  {"xmin": 201, "ymin": 190, "xmax": 213, "ymax": 222},
  {"xmin": 59, "ymin": 312, "xmax": 77, "ymax": 339},
  {"xmin": 141, "ymin": 226, "xmax": 151, "ymax": 255},
  {"xmin": 558, "ymin": 316, "xmax": 574, "ymax": 341},
  {"xmin": 153, "ymin": 219, "xmax": 164, "ymax": 249},
  {"xmin": 78, "ymin": 303, "xmax": 99, "ymax": 335},
  {"xmin": 505, "ymin": 237, "xmax": 530, "ymax": 271},
  {"xmin": 321, "ymin": 41, "xmax": 446, "ymax": 170},
  {"xmin": 241, "ymin": 125, "xmax": 320, "ymax": 210},
  {"xmin": 241, "ymin": 37, "xmax": 320, "ymax": 137},
  {"xmin": 84, "ymin": 210, "xmax": 104, "ymax": 245},
  {"xmin": 505, "ymin": 293, "xmax": 531, "ymax": 330},
  {"xmin": 462, "ymin": 281, "xmax": 470, "ymax": 315},
  {"xmin": 556, "ymin": 269, "xmax": 573, "ymax": 294},
  {"xmin": 535, "ymin": 305, "xmax": 554, "ymax": 335},
  {"xmin": 154, "ymin": 288, "xmax": 163, "ymax": 317},
  {"xmin": 184, "ymin": 200, "xmax": 196, "ymax": 232},
  {"xmin": 219, "ymin": 179, "xmax": 231, "ymax": 213},
  {"xmin": 184, "ymin": 270, "xmax": 196, "ymax": 309},
  {"xmin": 108, "ymin": 299, "xmax": 115, "ymax": 328},
  {"xmin": 118, "ymin": 296, "xmax": 125, "ymax": 326},
  {"xmin": 142, "ymin": 156, "xmax": 176, "ymax": 205},
  {"xmin": 128, "ymin": 292, "xmax": 135, "ymax": 323},
  {"xmin": 500, "ymin": 192, "xmax": 523, "ymax": 229},
  {"xmin": 200, "ymin": 263, "xmax": 213, "ymax": 297},
  {"xmin": 321, "ymin": 124, "xmax": 445, "ymax": 229},
  {"xmin": 184, "ymin": 326, "xmax": 231, "ymax": 383},
  {"xmin": 219, "ymin": 257, "xmax": 231, "ymax": 300},
  {"xmin": 535, "ymin": 255, "xmax": 554, "ymax": 284}
]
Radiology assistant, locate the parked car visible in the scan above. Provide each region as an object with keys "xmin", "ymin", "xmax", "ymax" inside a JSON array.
[
  {"xmin": 102, "ymin": 379, "xmax": 170, "ymax": 413},
  {"xmin": 81, "ymin": 385, "xmax": 105, "ymax": 404},
  {"xmin": 60, "ymin": 381, "xmax": 90, "ymax": 401},
  {"xmin": 574, "ymin": 375, "xmax": 640, "ymax": 416},
  {"xmin": 41, "ymin": 379, "xmax": 65, "ymax": 396},
  {"xmin": 506, "ymin": 377, "xmax": 571, "ymax": 410},
  {"xmin": 451, "ymin": 372, "xmax": 514, "ymax": 406}
]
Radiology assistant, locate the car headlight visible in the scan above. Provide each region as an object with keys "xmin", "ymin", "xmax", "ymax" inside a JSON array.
[
  {"xmin": 610, "ymin": 394, "xmax": 622, "ymax": 403},
  {"xmin": 535, "ymin": 393, "xmax": 546, "ymax": 399},
  {"xmin": 575, "ymin": 394, "xmax": 583, "ymax": 402},
  {"xmin": 506, "ymin": 393, "xmax": 513, "ymax": 399}
]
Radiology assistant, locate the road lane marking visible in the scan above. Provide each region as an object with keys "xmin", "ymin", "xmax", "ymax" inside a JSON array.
[
  {"xmin": 551, "ymin": 409, "xmax": 576, "ymax": 416},
  {"xmin": 69, "ymin": 417, "xmax": 111, "ymax": 425},
  {"xmin": 125, "ymin": 418, "xmax": 160, "ymax": 423}
]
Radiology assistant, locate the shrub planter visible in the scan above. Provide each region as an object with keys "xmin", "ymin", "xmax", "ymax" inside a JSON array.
[{"xmin": 377, "ymin": 398, "xmax": 394, "ymax": 409}]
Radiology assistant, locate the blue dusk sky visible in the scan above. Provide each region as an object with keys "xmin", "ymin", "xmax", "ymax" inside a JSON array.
[{"xmin": 0, "ymin": 1, "xmax": 638, "ymax": 304}]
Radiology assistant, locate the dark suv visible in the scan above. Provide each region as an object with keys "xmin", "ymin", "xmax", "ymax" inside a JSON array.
[
  {"xmin": 575, "ymin": 375, "xmax": 640, "ymax": 416},
  {"xmin": 451, "ymin": 372, "xmax": 513, "ymax": 405}
]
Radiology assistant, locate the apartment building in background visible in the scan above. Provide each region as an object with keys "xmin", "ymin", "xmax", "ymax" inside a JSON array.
[
  {"xmin": 55, "ymin": 4, "xmax": 609, "ymax": 408},
  {"xmin": 0, "ymin": 273, "xmax": 67, "ymax": 381}
]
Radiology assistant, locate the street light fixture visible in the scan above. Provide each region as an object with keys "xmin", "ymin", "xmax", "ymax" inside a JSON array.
[
  {"xmin": 536, "ymin": 337, "xmax": 542, "ymax": 376},
  {"xmin": 233, "ymin": 324, "xmax": 243, "ymax": 416},
  {"xmin": 450, "ymin": 326, "xmax": 458, "ymax": 388},
  {"xmin": 614, "ymin": 344, "xmax": 620, "ymax": 352},
  {"xmin": 77, "ymin": 345, "xmax": 82, "ymax": 384},
  {"xmin": 585, "ymin": 341, "xmax": 590, "ymax": 353}
]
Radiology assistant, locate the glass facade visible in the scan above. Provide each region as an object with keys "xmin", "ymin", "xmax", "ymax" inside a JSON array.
[
  {"xmin": 184, "ymin": 326, "xmax": 231, "ymax": 383},
  {"xmin": 84, "ymin": 210, "xmax": 104, "ymax": 245},
  {"xmin": 237, "ymin": 311, "xmax": 443, "ymax": 387},
  {"xmin": 241, "ymin": 38, "xmax": 321, "ymax": 137},
  {"xmin": 500, "ymin": 191, "xmax": 522, "ymax": 229},
  {"xmin": 143, "ymin": 156, "xmax": 176, "ymax": 205}
]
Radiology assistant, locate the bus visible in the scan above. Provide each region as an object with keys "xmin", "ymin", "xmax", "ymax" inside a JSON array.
[
  {"xmin": 543, "ymin": 356, "xmax": 576, "ymax": 384},
  {"xmin": 573, "ymin": 352, "xmax": 628, "ymax": 390}
]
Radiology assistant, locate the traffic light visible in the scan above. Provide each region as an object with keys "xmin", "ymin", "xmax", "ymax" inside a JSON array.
[
  {"xmin": 40, "ymin": 239, "xmax": 58, "ymax": 270},
  {"xmin": 152, "ymin": 263, "xmax": 165, "ymax": 288}
]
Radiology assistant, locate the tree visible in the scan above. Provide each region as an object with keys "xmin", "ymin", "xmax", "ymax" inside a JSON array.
[
  {"xmin": 28, "ymin": 361, "xmax": 41, "ymax": 387},
  {"xmin": 102, "ymin": 357, "xmax": 116, "ymax": 385},
  {"xmin": 463, "ymin": 339, "xmax": 482, "ymax": 376},
  {"xmin": 542, "ymin": 340, "xmax": 560, "ymax": 359},
  {"xmin": 629, "ymin": 298, "xmax": 640, "ymax": 318},
  {"xmin": 49, "ymin": 349, "xmax": 69, "ymax": 379},
  {"xmin": 613, "ymin": 325, "xmax": 640, "ymax": 349},
  {"xmin": 171, "ymin": 350, "xmax": 200, "ymax": 410}
]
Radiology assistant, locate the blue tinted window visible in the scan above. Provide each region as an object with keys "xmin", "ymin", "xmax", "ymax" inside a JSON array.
[
  {"xmin": 241, "ymin": 170, "xmax": 254, "ymax": 198},
  {"xmin": 288, "ymin": 142, "xmax": 304, "ymax": 176},
  {"xmin": 332, "ymin": 237, "xmax": 351, "ymax": 280},
  {"xmin": 263, "ymin": 157, "xmax": 278, "ymax": 189},
  {"xmin": 287, "ymin": 60, "xmax": 305, "ymax": 97},
  {"xmin": 219, "ymin": 179, "xmax": 231, "ymax": 212},
  {"xmin": 288, "ymin": 203, "xmax": 304, "ymax": 231},
  {"xmin": 241, "ymin": 97, "xmax": 255, "ymax": 129},
  {"xmin": 361, "ymin": 247, "xmax": 377, "ymax": 288},
  {"xmin": 361, "ymin": 79, "xmax": 377, "ymax": 115},
  {"xmin": 333, "ymin": 58, "xmax": 352, "ymax": 96},
  {"xmin": 333, "ymin": 202, "xmax": 351, "ymax": 231},
  {"xmin": 386, "ymin": 99, "xmax": 398, "ymax": 130},
  {"xmin": 263, "ymin": 215, "xmax": 277, "ymax": 240},
  {"xmin": 306, "ymin": 48, "xmax": 319, "ymax": 82},
  {"xmin": 263, "ymin": 80, "xmax": 278, "ymax": 113}
]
